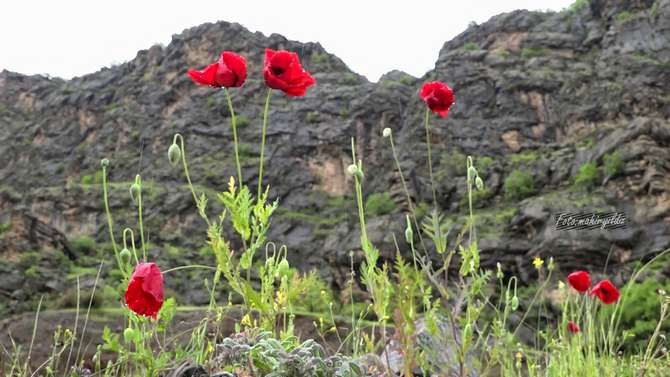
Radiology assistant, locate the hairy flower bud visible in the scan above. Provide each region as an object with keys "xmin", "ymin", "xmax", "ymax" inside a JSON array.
[
  {"xmin": 382, "ymin": 128, "xmax": 392, "ymax": 138},
  {"xmin": 129, "ymin": 175, "xmax": 141, "ymax": 204},
  {"xmin": 510, "ymin": 296, "xmax": 519, "ymax": 311},
  {"xmin": 100, "ymin": 158, "xmax": 109, "ymax": 168},
  {"xmin": 276, "ymin": 259, "xmax": 290, "ymax": 279},
  {"xmin": 346, "ymin": 164, "xmax": 359, "ymax": 176},
  {"xmin": 467, "ymin": 166, "xmax": 478, "ymax": 184},
  {"xmin": 475, "ymin": 176, "xmax": 484, "ymax": 190},
  {"xmin": 120, "ymin": 248, "xmax": 131, "ymax": 265},
  {"xmin": 404, "ymin": 215, "xmax": 413, "ymax": 245},
  {"xmin": 123, "ymin": 327, "xmax": 137, "ymax": 344},
  {"xmin": 168, "ymin": 143, "xmax": 181, "ymax": 167},
  {"xmin": 496, "ymin": 262, "xmax": 503, "ymax": 279}
]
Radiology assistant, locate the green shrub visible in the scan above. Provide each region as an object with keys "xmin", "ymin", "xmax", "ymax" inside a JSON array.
[
  {"xmin": 71, "ymin": 235, "xmax": 97, "ymax": 254},
  {"xmin": 81, "ymin": 171, "xmax": 104, "ymax": 185},
  {"xmin": 438, "ymin": 149, "xmax": 468, "ymax": 177},
  {"xmin": 342, "ymin": 73, "xmax": 358, "ymax": 85},
  {"xmin": 399, "ymin": 74, "xmax": 414, "ymax": 85},
  {"xmin": 462, "ymin": 42, "xmax": 478, "ymax": 51},
  {"xmin": 365, "ymin": 192, "xmax": 396, "ymax": 216},
  {"xmin": 616, "ymin": 11, "xmax": 634, "ymax": 25},
  {"xmin": 600, "ymin": 277, "xmax": 670, "ymax": 351},
  {"xmin": 306, "ymin": 111, "xmax": 319, "ymax": 124},
  {"xmin": 477, "ymin": 156, "xmax": 495, "ymax": 174},
  {"xmin": 503, "ymin": 170, "xmax": 536, "ymax": 200},
  {"xmin": 521, "ymin": 46, "xmax": 547, "ymax": 59},
  {"xmin": 566, "ymin": 0, "xmax": 588, "ymax": 12},
  {"xmin": 460, "ymin": 187, "xmax": 494, "ymax": 209},
  {"xmin": 509, "ymin": 151, "xmax": 539, "ymax": 165},
  {"xmin": 574, "ymin": 162, "xmax": 600, "ymax": 188},
  {"xmin": 603, "ymin": 151, "xmax": 624, "ymax": 177}
]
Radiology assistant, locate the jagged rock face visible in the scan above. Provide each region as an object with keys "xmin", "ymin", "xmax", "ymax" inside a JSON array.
[{"xmin": 0, "ymin": 0, "xmax": 669, "ymax": 312}]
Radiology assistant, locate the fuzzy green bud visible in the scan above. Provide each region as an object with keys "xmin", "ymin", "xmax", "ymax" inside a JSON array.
[
  {"xmin": 100, "ymin": 158, "xmax": 109, "ymax": 168},
  {"xmin": 404, "ymin": 215, "xmax": 413, "ymax": 245},
  {"xmin": 496, "ymin": 262, "xmax": 503, "ymax": 279},
  {"xmin": 129, "ymin": 175, "xmax": 141, "ymax": 204},
  {"xmin": 123, "ymin": 327, "xmax": 137, "ymax": 344},
  {"xmin": 346, "ymin": 164, "xmax": 358, "ymax": 176},
  {"xmin": 467, "ymin": 166, "xmax": 478, "ymax": 184},
  {"xmin": 168, "ymin": 143, "xmax": 181, "ymax": 167},
  {"xmin": 475, "ymin": 176, "xmax": 484, "ymax": 190},
  {"xmin": 129, "ymin": 183, "xmax": 140, "ymax": 204},
  {"xmin": 510, "ymin": 295, "xmax": 519, "ymax": 311},
  {"xmin": 276, "ymin": 259, "xmax": 290, "ymax": 279},
  {"xmin": 382, "ymin": 127, "xmax": 392, "ymax": 138},
  {"xmin": 119, "ymin": 248, "xmax": 131, "ymax": 265}
]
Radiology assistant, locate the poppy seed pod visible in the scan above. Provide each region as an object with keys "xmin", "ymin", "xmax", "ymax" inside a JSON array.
[
  {"xmin": 382, "ymin": 128, "xmax": 392, "ymax": 138},
  {"xmin": 168, "ymin": 143, "xmax": 181, "ymax": 167}
]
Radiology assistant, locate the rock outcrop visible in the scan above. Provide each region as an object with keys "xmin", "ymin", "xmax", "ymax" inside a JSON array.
[{"xmin": 0, "ymin": 0, "xmax": 669, "ymax": 313}]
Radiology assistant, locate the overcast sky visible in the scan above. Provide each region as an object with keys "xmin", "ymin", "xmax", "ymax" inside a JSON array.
[{"xmin": 0, "ymin": 0, "xmax": 575, "ymax": 82}]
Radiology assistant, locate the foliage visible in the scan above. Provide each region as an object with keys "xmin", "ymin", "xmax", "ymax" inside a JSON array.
[
  {"xmin": 574, "ymin": 161, "xmax": 600, "ymax": 188},
  {"xmin": 70, "ymin": 235, "xmax": 97, "ymax": 254},
  {"xmin": 521, "ymin": 46, "xmax": 547, "ymax": 59},
  {"xmin": 364, "ymin": 192, "xmax": 396, "ymax": 216},
  {"xmin": 503, "ymin": 169, "xmax": 536, "ymax": 200},
  {"xmin": 616, "ymin": 11, "xmax": 634, "ymax": 25},
  {"xmin": 603, "ymin": 151, "xmax": 624, "ymax": 177},
  {"xmin": 462, "ymin": 42, "xmax": 479, "ymax": 51}
]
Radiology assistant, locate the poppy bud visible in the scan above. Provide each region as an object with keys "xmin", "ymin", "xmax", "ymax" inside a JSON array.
[
  {"xmin": 496, "ymin": 262, "xmax": 503, "ymax": 279},
  {"xmin": 123, "ymin": 327, "xmax": 137, "ymax": 343},
  {"xmin": 101, "ymin": 158, "xmax": 109, "ymax": 168},
  {"xmin": 120, "ymin": 248, "xmax": 131, "ymax": 265},
  {"xmin": 346, "ymin": 164, "xmax": 359, "ymax": 176},
  {"xmin": 129, "ymin": 175, "xmax": 141, "ymax": 204},
  {"xmin": 382, "ymin": 128, "xmax": 392, "ymax": 138},
  {"xmin": 475, "ymin": 176, "xmax": 484, "ymax": 190},
  {"xmin": 467, "ymin": 166, "xmax": 478, "ymax": 184},
  {"xmin": 168, "ymin": 143, "xmax": 181, "ymax": 167},
  {"xmin": 276, "ymin": 259, "xmax": 290, "ymax": 279},
  {"xmin": 404, "ymin": 215, "xmax": 413, "ymax": 245},
  {"xmin": 510, "ymin": 295, "xmax": 519, "ymax": 311}
]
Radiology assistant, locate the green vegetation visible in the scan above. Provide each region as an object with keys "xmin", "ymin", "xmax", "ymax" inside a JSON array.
[
  {"xmin": 462, "ymin": 42, "xmax": 479, "ymax": 51},
  {"xmin": 504, "ymin": 169, "xmax": 536, "ymax": 200},
  {"xmin": 574, "ymin": 162, "xmax": 600, "ymax": 188},
  {"xmin": 476, "ymin": 156, "xmax": 495, "ymax": 175},
  {"xmin": 80, "ymin": 170, "xmax": 104, "ymax": 185},
  {"xmin": 509, "ymin": 150, "xmax": 539, "ymax": 165},
  {"xmin": 438, "ymin": 148, "xmax": 468, "ymax": 177},
  {"xmin": 306, "ymin": 111, "xmax": 319, "ymax": 124},
  {"xmin": 603, "ymin": 151, "xmax": 624, "ymax": 177},
  {"xmin": 399, "ymin": 73, "xmax": 414, "ymax": 85},
  {"xmin": 310, "ymin": 51, "xmax": 328, "ymax": 66},
  {"xmin": 236, "ymin": 115, "xmax": 250, "ymax": 128},
  {"xmin": 364, "ymin": 192, "xmax": 396, "ymax": 216},
  {"xmin": 616, "ymin": 11, "xmax": 634, "ymax": 25},
  {"xmin": 521, "ymin": 46, "xmax": 547, "ymax": 59},
  {"xmin": 342, "ymin": 73, "xmax": 358, "ymax": 85},
  {"xmin": 71, "ymin": 235, "xmax": 97, "ymax": 254},
  {"xmin": 566, "ymin": 0, "xmax": 588, "ymax": 12}
]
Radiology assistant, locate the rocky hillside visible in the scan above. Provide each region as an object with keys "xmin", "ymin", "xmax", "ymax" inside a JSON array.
[{"xmin": 0, "ymin": 0, "xmax": 669, "ymax": 313}]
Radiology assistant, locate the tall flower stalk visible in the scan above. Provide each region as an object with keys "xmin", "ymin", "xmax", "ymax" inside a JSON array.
[{"xmin": 257, "ymin": 88, "xmax": 273, "ymax": 199}]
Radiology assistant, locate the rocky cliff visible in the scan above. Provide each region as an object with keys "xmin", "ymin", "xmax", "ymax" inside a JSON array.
[{"xmin": 1, "ymin": 0, "xmax": 669, "ymax": 313}]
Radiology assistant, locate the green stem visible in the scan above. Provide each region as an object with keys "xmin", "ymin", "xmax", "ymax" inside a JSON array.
[
  {"xmin": 257, "ymin": 89, "xmax": 273, "ymax": 200},
  {"xmin": 174, "ymin": 134, "xmax": 211, "ymax": 226},
  {"xmin": 101, "ymin": 164, "xmax": 122, "ymax": 270},
  {"xmin": 224, "ymin": 88, "xmax": 243, "ymax": 186},
  {"xmin": 137, "ymin": 178, "xmax": 147, "ymax": 261},
  {"xmin": 122, "ymin": 228, "xmax": 140, "ymax": 265},
  {"xmin": 388, "ymin": 133, "xmax": 429, "ymax": 256},
  {"xmin": 424, "ymin": 108, "xmax": 437, "ymax": 208}
]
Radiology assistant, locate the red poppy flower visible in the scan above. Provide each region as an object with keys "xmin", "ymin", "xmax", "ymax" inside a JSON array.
[
  {"xmin": 188, "ymin": 51, "xmax": 247, "ymax": 88},
  {"xmin": 263, "ymin": 49, "xmax": 315, "ymax": 97},
  {"xmin": 124, "ymin": 262, "xmax": 164, "ymax": 319},
  {"xmin": 419, "ymin": 81, "xmax": 455, "ymax": 118},
  {"xmin": 567, "ymin": 321, "xmax": 580, "ymax": 334},
  {"xmin": 590, "ymin": 279, "xmax": 620, "ymax": 305},
  {"xmin": 567, "ymin": 271, "xmax": 592, "ymax": 293}
]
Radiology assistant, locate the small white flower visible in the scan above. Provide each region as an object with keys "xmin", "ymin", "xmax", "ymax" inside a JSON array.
[{"xmin": 382, "ymin": 127, "xmax": 392, "ymax": 138}]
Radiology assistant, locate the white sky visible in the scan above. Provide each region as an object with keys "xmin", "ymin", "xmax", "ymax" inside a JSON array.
[{"xmin": 0, "ymin": 0, "xmax": 575, "ymax": 82}]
